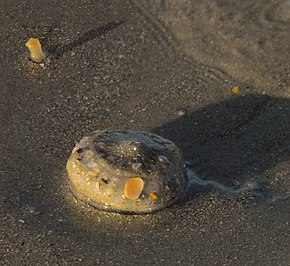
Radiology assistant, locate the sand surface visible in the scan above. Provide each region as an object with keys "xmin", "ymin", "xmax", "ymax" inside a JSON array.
[{"xmin": 1, "ymin": 0, "xmax": 289, "ymax": 265}]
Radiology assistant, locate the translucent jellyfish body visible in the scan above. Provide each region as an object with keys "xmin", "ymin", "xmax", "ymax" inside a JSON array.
[{"xmin": 66, "ymin": 130, "xmax": 188, "ymax": 214}]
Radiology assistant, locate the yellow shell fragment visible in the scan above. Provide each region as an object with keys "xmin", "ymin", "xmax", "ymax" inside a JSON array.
[
  {"xmin": 231, "ymin": 86, "xmax": 240, "ymax": 95},
  {"xmin": 94, "ymin": 181, "xmax": 100, "ymax": 191},
  {"xmin": 25, "ymin": 38, "xmax": 46, "ymax": 63},
  {"xmin": 150, "ymin": 192, "xmax": 158, "ymax": 200},
  {"xmin": 124, "ymin": 177, "xmax": 144, "ymax": 200}
]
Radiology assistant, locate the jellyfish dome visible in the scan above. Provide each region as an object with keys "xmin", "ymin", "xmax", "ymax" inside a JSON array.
[{"xmin": 66, "ymin": 130, "xmax": 188, "ymax": 214}]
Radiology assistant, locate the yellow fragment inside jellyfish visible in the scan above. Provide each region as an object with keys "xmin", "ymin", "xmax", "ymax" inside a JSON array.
[{"xmin": 25, "ymin": 38, "xmax": 46, "ymax": 63}]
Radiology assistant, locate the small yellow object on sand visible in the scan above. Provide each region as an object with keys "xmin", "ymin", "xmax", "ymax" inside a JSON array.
[
  {"xmin": 124, "ymin": 177, "xmax": 144, "ymax": 200},
  {"xmin": 231, "ymin": 86, "xmax": 240, "ymax": 95},
  {"xmin": 25, "ymin": 38, "xmax": 46, "ymax": 63}
]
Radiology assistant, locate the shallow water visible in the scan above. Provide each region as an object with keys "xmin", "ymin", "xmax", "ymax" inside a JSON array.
[
  {"xmin": 1, "ymin": 0, "xmax": 290, "ymax": 265},
  {"xmin": 187, "ymin": 167, "xmax": 289, "ymax": 204}
]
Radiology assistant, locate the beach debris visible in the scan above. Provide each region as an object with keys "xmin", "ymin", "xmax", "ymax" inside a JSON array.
[
  {"xmin": 177, "ymin": 108, "xmax": 187, "ymax": 117},
  {"xmin": 231, "ymin": 86, "xmax": 240, "ymax": 95},
  {"xmin": 25, "ymin": 38, "xmax": 46, "ymax": 63}
]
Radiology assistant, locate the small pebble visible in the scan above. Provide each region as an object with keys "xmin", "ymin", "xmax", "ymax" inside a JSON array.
[{"xmin": 177, "ymin": 108, "xmax": 187, "ymax": 116}]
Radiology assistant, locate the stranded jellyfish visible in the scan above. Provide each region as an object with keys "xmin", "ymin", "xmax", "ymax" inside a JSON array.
[{"xmin": 66, "ymin": 130, "xmax": 188, "ymax": 213}]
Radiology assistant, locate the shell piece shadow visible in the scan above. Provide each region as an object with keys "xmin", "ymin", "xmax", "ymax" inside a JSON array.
[
  {"xmin": 153, "ymin": 94, "xmax": 290, "ymax": 202},
  {"xmin": 47, "ymin": 20, "xmax": 124, "ymax": 58}
]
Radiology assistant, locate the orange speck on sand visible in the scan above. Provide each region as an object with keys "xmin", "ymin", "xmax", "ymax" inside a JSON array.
[{"xmin": 124, "ymin": 177, "xmax": 144, "ymax": 200}]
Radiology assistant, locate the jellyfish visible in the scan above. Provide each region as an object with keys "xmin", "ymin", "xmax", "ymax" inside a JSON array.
[{"xmin": 66, "ymin": 130, "xmax": 188, "ymax": 214}]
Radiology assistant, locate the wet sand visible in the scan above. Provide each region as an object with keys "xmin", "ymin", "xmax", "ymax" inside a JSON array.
[{"xmin": 1, "ymin": 0, "xmax": 289, "ymax": 265}]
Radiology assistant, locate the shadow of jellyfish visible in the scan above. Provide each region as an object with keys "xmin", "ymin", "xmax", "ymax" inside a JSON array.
[{"xmin": 153, "ymin": 94, "xmax": 290, "ymax": 204}]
